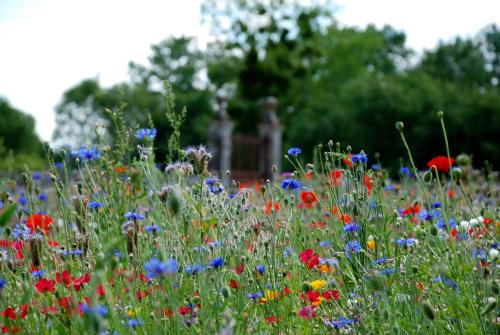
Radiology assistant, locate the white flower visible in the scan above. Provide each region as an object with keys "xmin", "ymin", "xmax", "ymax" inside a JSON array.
[
  {"xmin": 460, "ymin": 220, "xmax": 470, "ymax": 230},
  {"xmin": 469, "ymin": 218, "xmax": 479, "ymax": 227},
  {"xmin": 489, "ymin": 248, "xmax": 499, "ymax": 259}
]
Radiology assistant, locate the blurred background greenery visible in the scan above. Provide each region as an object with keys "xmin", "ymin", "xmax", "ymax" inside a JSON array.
[{"xmin": 1, "ymin": 1, "xmax": 499, "ymax": 172}]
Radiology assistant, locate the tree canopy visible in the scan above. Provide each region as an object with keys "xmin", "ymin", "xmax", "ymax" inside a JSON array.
[{"xmin": 52, "ymin": 1, "xmax": 500, "ymax": 170}]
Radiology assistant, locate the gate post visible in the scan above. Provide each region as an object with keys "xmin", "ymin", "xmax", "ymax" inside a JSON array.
[
  {"xmin": 208, "ymin": 95, "xmax": 234, "ymax": 183},
  {"xmin": 258, "ymin": 97, "xmax": 282, "ymax": 178}
]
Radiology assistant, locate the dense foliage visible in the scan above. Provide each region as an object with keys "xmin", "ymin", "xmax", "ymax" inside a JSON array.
[
  {"xmin": 0, "ymin": 107, "xmax": 498, "ymax": 334},
  {"xmin": 0, "ymin": 99, "xmax": 45, "ymax": 171}
]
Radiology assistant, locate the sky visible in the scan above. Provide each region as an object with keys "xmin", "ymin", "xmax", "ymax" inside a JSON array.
[{"xmin": 0, "ymin": 0, "xmax": 499, "ymax": 143}]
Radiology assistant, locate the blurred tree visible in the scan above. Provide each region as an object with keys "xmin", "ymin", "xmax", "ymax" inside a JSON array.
[{"xmin": 0, "ymin": 98, "xmax": 45, "ymax": 170}]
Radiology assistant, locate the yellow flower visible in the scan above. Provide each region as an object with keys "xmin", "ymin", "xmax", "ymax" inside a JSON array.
[
  {"xmin": 367, "ymin": 240, "xmax": 375, "ymax": 250},
  {"xmin": 309, "ymin": 279, "xmax": 326, "ymax": 290},
  {"xmin": 127, "ymin": 307, "xmax": 141, "ymax": 317},
  {"xmin": 265, "ymin": 290, "xmax": 280, "ymax": 300}
]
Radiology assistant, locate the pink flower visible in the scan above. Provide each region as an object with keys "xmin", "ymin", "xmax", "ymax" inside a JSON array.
[{"xmin": 298, "ymin": 305, "xmax": 316, "ymax": 320}]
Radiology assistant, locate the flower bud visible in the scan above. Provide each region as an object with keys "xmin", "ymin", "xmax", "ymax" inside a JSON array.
[
  {"xmin": 395, "ymin": 122, "xmax": 404, "ymax": 132},
  {"xmin": 437, "ymin": 111, "xmax": 444, "ymax": 119},
  {"xmin": 422, "ymin": 170, "xmax": 433, "ymax": 183},
  {"xmin": 451, "ymin": 167, "xmax": 462, "ymax": 179}
]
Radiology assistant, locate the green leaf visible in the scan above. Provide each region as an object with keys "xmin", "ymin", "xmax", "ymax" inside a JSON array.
[{"xmin": 0, "ymin": 205, "xmax": 16, "ymax": 227}]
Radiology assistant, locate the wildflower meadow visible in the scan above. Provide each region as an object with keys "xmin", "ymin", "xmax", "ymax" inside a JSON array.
[{"xmin": 0, "ymin": 100, "xmax": 498, "ymax": 334}]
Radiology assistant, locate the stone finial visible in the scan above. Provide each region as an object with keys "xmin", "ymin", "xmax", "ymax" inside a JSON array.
[
  {"xmin": 215, "ymin": 94, "xmax": 229, "ymax": 121},
  {"xmin": 261, "ymin": 96, "xmax": 279, "ymax": 125}
]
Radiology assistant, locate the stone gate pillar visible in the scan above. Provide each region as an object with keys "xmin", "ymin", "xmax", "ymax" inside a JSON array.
[
  {"xmin": 208, "ymin": 95, "xmax": 234, "ymax": 183},
  {"xmin": 258, "ymin": 97, "xmax": 282, "ymax": 178}
]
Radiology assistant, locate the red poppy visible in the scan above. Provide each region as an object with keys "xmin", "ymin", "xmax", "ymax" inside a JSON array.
[
  {"xmin": 299, "ymin": 191, "xmax": 318, "ymax": 209},
  {"xmin": 339, "ymin": 214, "xmax": 351, "ymax": 224},
  {"xmin": 322, "ymin": 289, "xmax": 340, "ymax": 301},
  {"xmin": 234, "ymin": 263, "xmax": 245, "ymax": 275},
  {"xmin": 301, "ymin": 290, "xmax": 321, "ymax": 305},
  {"xmin": 47, "ymin": 240, "xmax": 59, "ymax": 247},
  {"xmin": 264, "ymin": 202, "xmax": 281, "ymax": 216},
  {"xmin": 427, "ymin": 156, "xmax": 455, "ymax": 173},
  {"xmin": 363, "ymin": 175, "xmax": 372, "ymax": 195},
  {"xmin": 19, "ymin": 304, "xmax": 28, "ymax": 320},
  {"xmin": 26, "ymin": 214, "xmax": 53, "ymax": 235},
  {"xmin": 229, "ymin": 279, "xmax": 239, "ymax": 289},
  {"xmin": 34, "ymin": 278, "xmax": 56, "ymax": 293},
  {"xmin": 342, "ymin": 154, "xmax": 353, "ymax": 167},
  {"xmin": 265, "ymin": 316, "xmax": 278, "ymax": 324},
  {"xmin": 299, "ymin": 249, "xmax": 320, "ymax": 269},
  {"xmin": 73, "ymin": 273, "xmax": 90, "ymax": 292},
  {"xmin": 0, "ymin": 240, "xmax": 11, "ymax": 248},
  {"xmin": 1, "ymin": 307, "xmax": 16, "ymax": 320},
  {"xmin": 96, "ymin": 283, "xmax": 106, "ymax": 297},
  {"xmin": 178, "ymin": 306, "xmax": 191, "ymax": 315},
  {"xmin": 402, "ymin": 204, "xmax": 421, "ymax": 216},
  {"xmin": 329, "ymin": 170, "xmax": 342, "ymax": 187}
]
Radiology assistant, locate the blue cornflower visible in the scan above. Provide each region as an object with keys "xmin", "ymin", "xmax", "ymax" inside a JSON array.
[
  {"xmin": 205, "ymin": 178, "xmax": 224, "ymax": 194},
  {"xmin": 287, "ymin": 147, "xmax": 302, "ymax": 157},
  {"xmin": 0, "ymin": 278, "xmax": 6, "ymax": 290},
  {"xmin": 371, "ymin": 164, "xmax": 381, "ymax": 170},
  {"xmin": 38, "ymin": 193, "xmax": 48, "ymax": 201},
  {"xmin": 472, "ymin": 248, "xmax": 486, "ymax": 261},
  {"xmin": 379, "ymin": 268, "xmax": 395, "ymax": 275},
  {"xmin": 88, "ymin": 201, "xmax": 103, "ymax": 209},
  {"xmin": 125, "ymin": 212, "xmax": 144, "ymax": 221},
  {"xmin": 399, "ymin": 167, "xmax": 413, "ymax": 177},
  {"xmin": 54, "ymin": 162, "xmax": 64, "ymax": 169},
  {"xmin": 256, "ymin": 265, "xmax": 265, "ymax": 274},
  {"xmin": 208, "ymin": 241, "xmax": 221, "ymax": 248},
  {"xmin": 69, "ymin": 249, "xmax": 83, "ymax": 256},
  {"xmin": 325, "ymin": 316, "xmax": 354, "ymax": 329},
  {"xmin": 351, "ymin": 152, "xmax": 368, "ymax": 164},
  {"xmin": 144, "ymin": 258, "xmax": 178, "ymax": 278},
  {"xmin": 281, "ymin": 178, "xmax": 300, "ymax": 191},
  {"xmin": 319, "ymin": 257, "xmax": 339, "ymax": 267},
  {"xmin": 126, "ymin": 319, "xmax": 143, "ymax": 328},
  {"xmin": 319, "ymin": 241, "xmax": 331, "ymax": 248},
  {"xmin": 31, "ymin": 269, "xmax": 46, "ymax": 279},
  {"xmin": 283, "ymin": 248, "xmax": 294, "ymax": 257},
  {"xmin": 432, "ymin": 274, "xmax": 458, "ymax": 291},
  {"xmin": 432, "ymin": 202, "xmax": 441, "ymax": 208},
  {"xmin": 12, "ymin": 224, "xmax": 31, "ymax": 240},
  {"xmin": 185, "ymin": 264, "xmax": 206, "ymax": 276},
  {"xmin": 136, "ymin": 128, "xmax": 157, "ymax": 140},
  {"xmin": 18, "ymin": 196, "xmax": 28, "ymax": 206},
  {"xmin": 372, "ymin": 257, "xmax": 387, "ymax": 265},
  {"xmin": 145, "ymin": 224, "xmax": 160, "ymax": 234},
  {"xmin": 396, "ymin": 238, "xmax": 417, "ymax": 247},
  {"xmin": 32, "ymin": 172, "xmax": 43, "ymax": 180},
  {"xmin": 345, "ymin": 241, "xmax": 361, "ymax": 255},
  {"xmin": 0, "ymin": 200, "xmax": 3, "ymax": 209},
  {"xmin": 81, "ymin": 304, "xmax": 108, "ymax": 317},
  {"xmin": 384, "ymin": 184, "xmax": 395, "ymax": 191},
  {"xmin": 209, "ymin": 257, "xmax": 224, "ymax": 269},
  {"xmin": 343, "ymin": 223, "xmax": 361, "ymax": 233},
  {"xmin": 248, "ymin": 291, "xmax": 263, "ymax": 300},
  {"xmin": 72, "ymin": 147, "xmax": 101, "ymax": 161}
]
